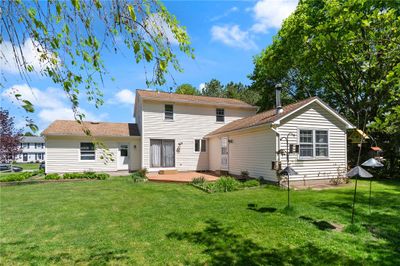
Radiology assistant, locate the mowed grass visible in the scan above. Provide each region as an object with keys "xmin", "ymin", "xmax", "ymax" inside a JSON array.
[
  {"xmin": 1, "ymin": 177, "xmax": 399, "ymax": 265},
  {"xmin": 13, "ymin": 163, "xmax": 40, "ymax": 171}
]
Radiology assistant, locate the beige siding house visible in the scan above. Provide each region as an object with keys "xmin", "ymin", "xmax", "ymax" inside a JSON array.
[{"xmin": 43, "ymin": 89, "xmax": 354, "ymax": 183}]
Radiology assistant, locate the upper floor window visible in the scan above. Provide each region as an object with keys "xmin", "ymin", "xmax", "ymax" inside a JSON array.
[
  {"xmin": 194, "ymin": 139, "xmax": 207, "ymax": 152},
  {"xmin": 216, "ymin": 108, "xmax": 225, "ymax": 122},
  {"xmin": 165, "ymin": 104, "xmax": 174, "ymax": 120},
  {"xmin": 80, "ymin": 142, "xmax": 95, "ymax": 160},
  {"xmin": 299, "ymin": 129, "xmax": 329, "ymax": 159}
]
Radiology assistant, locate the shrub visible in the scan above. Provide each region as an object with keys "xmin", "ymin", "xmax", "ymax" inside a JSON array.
[
  {"xmin": 0, "ymin": 171, "xmax": 38, "ymax": 182},
  {"xmin": 211, "ymin": 176, "xmax": 241, "ymax": 192},
  {"xmin": 131, "ymin": 172, "xmax": 147, "ymax": 183},
  {"xmin": 191, "ymin": 176, "xmax": 206, "ymax": 185},
  {"xmin": 242, "ymin": 179, "xmax": 260, "ymax": 188},
  {"xmin": 45, "ymin": 173, "xmax": 60, "ymax": 180},
  {"xmin": 63, "ymin": 172, "xmax": 109, "ymax": 180},
  {"xmin": 137, "ymin": 168, "xmax": 148, "ymax": 178}
]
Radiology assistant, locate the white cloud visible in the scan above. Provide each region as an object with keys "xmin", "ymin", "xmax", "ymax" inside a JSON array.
[
  {"xmin": 38, "ymin": 107, "xmax": 106, "ymax": 124},
  {"xmin": 2, "ymin": 84, "xmax": 66, "ymax": 109},
  {"xmin": 144, "ymin": 13, "xmax": 180, "ymax": 45},
  {"xmin": 210, "ymin": 7, "xmax": 239, "ymax": 22},
  {"xmin": 199, "ymin": 83, "xmax": 206, "ymax": 91},
  {"xmin": 0, "ymin": 38, "xmax": 56, "ymax": 74},
  {"xmin": 250, "ymin": 0, "xmax": 298, "ymax": 33},
  {"xmin": 108, "ymin": 89, "xmax": 135, "ymax": 105},
  {"xmin": 115, "ymin": 89, "xmax": 136, "ymax": 104},
  {"xmin": 1, "ymin": 83, "xmax": 108, "ymax": 130},
  {"xmin": 211, "ymin": 25, "xmax": 257, "ymax": 50}
]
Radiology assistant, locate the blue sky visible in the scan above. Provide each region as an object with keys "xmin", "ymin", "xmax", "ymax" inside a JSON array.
[{"xmin": 0, "ymin": 0, "xmax": 297, "ymax": 133}]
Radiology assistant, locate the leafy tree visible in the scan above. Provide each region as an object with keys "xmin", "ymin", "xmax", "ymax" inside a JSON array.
[
  {"xmin": 0, "ymin": 109, "xmax": 22, "ymax": 162},
  {"xmin": 1, "ymin": 0, "xmax": 193, "ymax": 131},
  {"xmin": 225, "ymin": 82, "xmax": 260, "ymax": 106},
  {"xmin": 250, "ymin": 0, "xmax": 400, "ymax": 174},
  {"xmin": 23, "ymin": 132, "xmax": 36, "ymax": 136},
  {"xmin": 250, "ymin": 0, "xmax": 400, "ymax": 127},
  {"xmin": 175, "ymin": 83, "xmax": 199, "ymax": 95},
  {"xmin": 201, "ymin": 79, "xmax": 225, "ymax": 98}
]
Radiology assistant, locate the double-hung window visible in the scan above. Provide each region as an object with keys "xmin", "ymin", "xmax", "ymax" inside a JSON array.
[
  {"xmin": 194, "ymin": 139, "xmax": 207, "ymax": 152},
  {"xmin": 165, "ymin": 104, "xmax": 174, "ymax": 120},
  {"xmin": 299, "ymin": 129, "xmax": 329, "ymax": 159},
  {"xmin": 216, "ymin": 108, "xmax": 225, "ymax": 122},
  {"xmin": 80, "ymin": 142, "xmax": 95, "ymax": 160}
]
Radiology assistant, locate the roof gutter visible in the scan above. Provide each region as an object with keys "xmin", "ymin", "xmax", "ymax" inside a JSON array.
[{"xmin": 205, "ymin": 123, "xmax": 270, "ymax": 138}]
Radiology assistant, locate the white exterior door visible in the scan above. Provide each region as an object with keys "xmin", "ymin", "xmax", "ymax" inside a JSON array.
[
  {"xmin": 117, "ymin": 144, "xmax": 129, "ymax": 170},
  {"xmin": 221, "ymin": 137, "xmax": 229, "ymax": 171}
]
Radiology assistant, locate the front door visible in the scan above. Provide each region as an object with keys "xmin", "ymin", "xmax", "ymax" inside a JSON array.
[
  {"xmin": 23, "ymin": 153, "xmax": 28, "ymax": 162},
  {"xmin": 221, "ymin": 137, "xmax": 228, "ymax": 171},
  {"xmin": 117, "ymin": 144, "xmax": 129, "ymax": 170}
]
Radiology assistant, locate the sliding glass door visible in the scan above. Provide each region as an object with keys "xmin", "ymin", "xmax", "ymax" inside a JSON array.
[{"xmin": 150, "ymin": 139, "xmax": 175, "ymax": 167}]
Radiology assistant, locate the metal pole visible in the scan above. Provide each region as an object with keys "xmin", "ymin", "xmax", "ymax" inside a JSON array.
[
  {"xmin": 351, "ymin": 177, "xmax": 358, "ymax": 224},
  {"xmin": 369, "ymin": 178, "xmax": 372, "ymax": 214},
  {"xmin": 287, "ymin": 137, "xmax": 290, "ymax": 208}
]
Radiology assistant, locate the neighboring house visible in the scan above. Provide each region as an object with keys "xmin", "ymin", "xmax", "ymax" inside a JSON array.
[
  {"xmin": 15, "ymin": 136, "xmax": 46, "ymax": 163},
  {"xmin": 42, "ymin": 89, "xmax": 354, "ymax": 183}
]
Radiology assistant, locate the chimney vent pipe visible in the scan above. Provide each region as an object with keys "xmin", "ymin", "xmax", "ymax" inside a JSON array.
[{"xmin": 275, "ymin": 84, "xmax": 283, "ymax": 114}]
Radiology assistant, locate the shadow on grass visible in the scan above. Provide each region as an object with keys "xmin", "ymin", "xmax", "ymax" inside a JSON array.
[
  {"xmin": 315, "ymin": 188, "xmax": 400, "ymax": 264},
  {"xmin": 247, "ymin": 203, "xmax": 277, "ymax": 213},
  {"xmin": 299, "ymin": 216, "xmax": 337, "ymax": 231},
  {"xmin": 167, "ymin": 219, "xmax": 361, "ymax": 265}
]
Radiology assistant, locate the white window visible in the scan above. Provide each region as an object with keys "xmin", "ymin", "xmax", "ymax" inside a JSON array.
[
  {"xmin": 194, "ymin": 139, "xmax": 207, "ymax": 152},
  {"xmin": 299, "ymin": 129, "xmax": 329, "ymax": 159},
  {"xmin": 165, "ymin": 104, "xmax": 174, "ymax": 120},
  {"xmin": 80, "ymin": 142, "xmax": 95, "ymax": 160},
  {"xmin": 216, "ymin": 108, "xmax": 225, "ymax": 122},
  {"xmin": 315, "ymin": 130, "xmax": 329, "ymax": 157}
]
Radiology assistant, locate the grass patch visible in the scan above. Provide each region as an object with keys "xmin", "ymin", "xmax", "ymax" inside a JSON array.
[
  {"xmin": 192, "ymin": 176, "xmax": 261, "ymax": 193},
  {"xmin": 0, "ymin": 178, "xmax": 399, "ymax": 265},
  {"xmin": 13, "ymin": 163, "xmax": 40, "ymax": 171}
]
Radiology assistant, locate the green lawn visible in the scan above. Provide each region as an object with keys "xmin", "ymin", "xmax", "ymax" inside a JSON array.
[
  {"xmin": 13, "ymin": 163, "xmax": 40, "ymax": 171},
  {"xmin": 1, "ymin": 177, "xmax": 399, "ymax": 265}
]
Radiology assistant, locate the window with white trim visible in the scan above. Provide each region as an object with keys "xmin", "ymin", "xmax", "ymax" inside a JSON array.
[
  {"xmin": 194, "ymin": 139, "xmax": 207, "ymax": 152},
  {"xmin": 165, "ymin": 104, "xmax": 174, "ymax": 120},
  {"xmin": 299, "ymin": 129, "xmax": 329, "ymax": 159},
  {"xmin": 315, "ymin": 130, "xmax": 329, "ymax": 157},
  {"xmin": 80, "ymin": 142, "xmax": 95, "ymax": 160},
  {"xmin": 216, "ymin": 108, "xmax": 225, "ymax": 122}
]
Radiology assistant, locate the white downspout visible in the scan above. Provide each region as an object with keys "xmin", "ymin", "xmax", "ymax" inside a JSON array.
[{"xmin": 270, "ymin": 126, "xmax": 280, "ymax": 183}]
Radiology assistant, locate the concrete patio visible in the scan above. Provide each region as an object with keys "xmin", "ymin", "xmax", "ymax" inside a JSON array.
[{"xmin": 147, "ymin": 171, "xmax": 219, "ymax": 183}]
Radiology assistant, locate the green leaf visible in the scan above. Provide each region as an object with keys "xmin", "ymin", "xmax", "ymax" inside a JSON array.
[{"xmin": 128, "ymin": 5, "xmax": 136, "ymax": 21}]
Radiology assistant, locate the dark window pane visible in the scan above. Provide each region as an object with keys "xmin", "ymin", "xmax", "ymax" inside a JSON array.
[
  {"xmin": 165, "ymin": 104, "xmax": 174, "ymax": 120},
  {"xmin": 195, "ymin": 139, "xmax": 200, "ymax": 152},
  {"xmin": 201, "ymin": 139, "xmax": 207, "ymax": 152},
  {"xmin": 216, "ymin": 108, "xmax": 224, "ymax": 122}
]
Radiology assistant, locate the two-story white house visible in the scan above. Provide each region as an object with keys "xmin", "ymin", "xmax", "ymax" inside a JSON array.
[
  {"xmin": 15, "ymin": 136, "xmax": 46, "ymax": 163},
  {"xmin": 42, "ymin": 89, "xmax": 354, "ymax": 183}
]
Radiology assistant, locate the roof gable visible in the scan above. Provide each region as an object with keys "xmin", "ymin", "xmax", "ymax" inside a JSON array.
[{"xmin": 206, "ymin": 97, "xmax": 354, "ymax": 137}]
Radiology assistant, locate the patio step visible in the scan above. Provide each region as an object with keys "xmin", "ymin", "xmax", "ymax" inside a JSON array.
[{"xmin": 158, "ymin": 169, "xmax": 178, "ymax": 175}]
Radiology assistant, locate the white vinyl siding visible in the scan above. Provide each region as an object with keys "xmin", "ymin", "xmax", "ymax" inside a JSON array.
[
  {"xmin": 208, "ymin": 126, "xmax": 277, "ymax": 181},
  {"xmin": 277, "ymin": 102, "xmax": 347, "ymax": 180},
  {"xmin": 45, "ymin": 136, "xmax": 141, "ymax": 173},
  {"xmin": 141, "ymin": 100, "xmax": 256, "ymax": 171}
]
